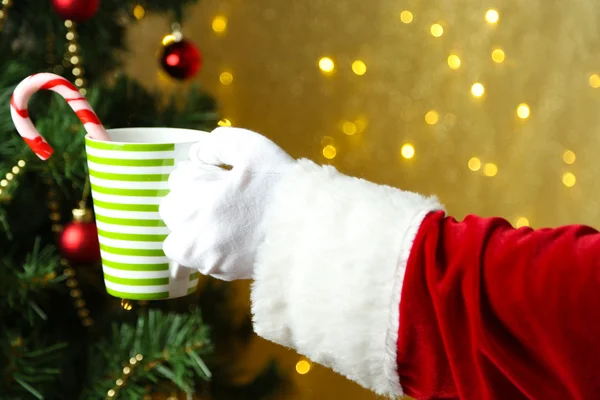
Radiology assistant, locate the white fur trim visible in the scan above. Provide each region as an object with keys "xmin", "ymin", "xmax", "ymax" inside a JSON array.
[{"xmin": 251, "ymin": 159, "xmax": 443, "ymax": 397}]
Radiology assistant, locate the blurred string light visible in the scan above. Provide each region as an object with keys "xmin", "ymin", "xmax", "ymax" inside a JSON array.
[
  {"xmin": 562, "ymin": 172, "xmax": 576, "ymax": 187},
  {"xmin": 517, "ymin": 103, "xmax": 530, "ymax": 119},
  {"xmin": 425, "ymin": 110, "xmax": 439, "ymax": 125},
  {"xmin": 563, "ymin": 150, "xmax": 576, "ymax": 164},
  {"xmin": 354, "ymin": 116, "xmax": 367, "ymax": 133},
  {"xmin": 132, "ymin": 4, "xmax": 145, "ymax": 20},
  {"xmin": 589, "ymin": 74, "xmax": 600, "ymax": 88},
  {"xmin": 491, "ymin": 48, "xmax": 505, "ymax": 63},
  {"xmin": 483, "ymin": 163, "xmax": 498, "ymax": 177},
  {"xmin": 219, "ymin": 71, "xmax": 233, "ymax": 85},
  {"xmin": 468, "ymin": 157, "xmax": 481, "ymax": 171},
  {"xmin": 157, "ymin": 4, "xmax": 589, "ymax": 237},
  {"xmin": 341, "ymin": 121, "xmax": 357, "ymax": 135},
  {"xmin": 400, "ymin": 143, "xmax": 415, "ymax": 159},
  {"xmin": 400, "ymin": 10, "xmax": 413, "ymax": 24},
  {"xmin": 0, "ymin": 160, "xmax": 25, "ymax": 199},
  {"xmin": 447, "ymin": 54, "xmax": 461, "ymax": 69},
  {"xmin": 323, "ymin": 145, "xmax": 337, "ymax": 159},
  {"xmin": 319, "ymin": 57, "xmax": 335, "ymax": 74},
  {"xmin": 352, "ymin": 60, "xmax": 367, "ymax": 75},
  {"xmin": 212, "ymin": 15, "xmax": 227, "ymax": 33},
  {"xmin": 485, "ymin": 9, "xmax": 499, "ymax": 24},
  {"xmin": 296, "ymin": 359, "xmax": 311, "ymax": 374},
  {"xmin": 430, "ymin": 23, "xmax": 444, "ymax": 37},
  {"xmin": 515, "ymin": 217, "xmax": 530, "ymax": 228},
  {"xmin": 471, "ymin": 83, "xmax": 485, "ymax": 97}
]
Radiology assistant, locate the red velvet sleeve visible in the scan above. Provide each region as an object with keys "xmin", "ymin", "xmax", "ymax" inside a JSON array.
[{"xmin": 397, "ymin": 211, "xmax": 600, "ymax": 400}]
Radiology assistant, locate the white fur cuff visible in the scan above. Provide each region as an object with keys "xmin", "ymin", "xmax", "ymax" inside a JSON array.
[{"xmin": 251, "ymin": 159, "xmax": 443, "ymax": 397}]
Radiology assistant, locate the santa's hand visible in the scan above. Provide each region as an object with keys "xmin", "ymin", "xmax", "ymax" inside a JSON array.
[{"xmin": 159, "ymin": 127, "xmax": 294, "ymax": 281}]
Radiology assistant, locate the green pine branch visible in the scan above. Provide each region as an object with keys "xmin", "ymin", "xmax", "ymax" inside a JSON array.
[
  {"xmin": 82, "ymin": 309, "xmax": 212, "ymax": 400},
  {"xmin": 0, "ymin": 333, "xmax": 68, "ymax": 400},
  {"xmin": 0, "ymin": 238, "xmax": 62, "ymax": 325}
]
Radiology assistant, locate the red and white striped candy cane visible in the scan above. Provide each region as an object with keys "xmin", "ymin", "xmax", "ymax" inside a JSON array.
[{"xmin": 10, "ymin": 73, "xmax": 110, "ymax": 160}]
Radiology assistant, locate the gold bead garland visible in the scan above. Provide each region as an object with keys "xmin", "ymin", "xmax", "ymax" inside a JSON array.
[
  {"xmin": 62, "ymin": 260, "xmax": 94, "ymax": 327},
  {"xmin": 0, "ymin": 0, "xmax": 12, "ymax": 32},
  {"xmin": 105, "ymin": 354, "xmax": 145, "ymax": 399},
  {"xmin": 46, "ymin": 182, "xmax": 63, "ymax": 234},
  {"xmin": 46, "ymin": 178, "xmax": 94, "ymax": 328},
  {"xmin": 64, "ymin": 19, "xmax": 87, "ymax": 94},
  {"xmin": 120, "ymin": 298, "xmax": 133, "ymax": 311},
  {"xmin": 0, "ymin": 160, "xmax": 26, "ymax": 203},
  {"xmin": 0, "ymin": 5, "xmax": 23, "ymax": 205},
  {"xmin": 105, "ymin": 342, "xmax": 206, "ymax": 399}
]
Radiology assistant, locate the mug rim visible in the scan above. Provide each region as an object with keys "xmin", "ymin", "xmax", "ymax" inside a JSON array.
[{"xmin": 85, "ymin": 127, "xmax": 209, "ymax": 145}]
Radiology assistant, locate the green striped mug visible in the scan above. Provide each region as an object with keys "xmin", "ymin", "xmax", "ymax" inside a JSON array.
[{"xmin": 85, "ymin": 128, "xmax": 207, "ymax": 300}]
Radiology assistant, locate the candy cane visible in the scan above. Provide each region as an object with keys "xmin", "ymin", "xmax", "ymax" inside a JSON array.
[{"xmin": 10, "ymin": 73, "xmax": 110, "ymax": 160}]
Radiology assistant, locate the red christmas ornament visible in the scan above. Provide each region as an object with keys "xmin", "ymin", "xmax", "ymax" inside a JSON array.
[
  {"xmin": 59, "ymin": 208, "xmax": 100, "ymax": 264},
  {"xmin": 160, "ymin": 39, "xmax": 202, "ymax": 80},
  {"xmin": 51, "ymin": 0, "xmax": 100, "ymax": 22}
]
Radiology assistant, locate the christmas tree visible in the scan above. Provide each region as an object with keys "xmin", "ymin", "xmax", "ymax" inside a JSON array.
[{"xmin": 0, "ymin": 1, "xmax": 285, "ymax": 399}]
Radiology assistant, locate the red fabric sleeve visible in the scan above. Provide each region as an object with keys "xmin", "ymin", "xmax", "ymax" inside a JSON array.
[{"xmin": 397, "ymin": 211, "xmax": 600, "ymax": 400}]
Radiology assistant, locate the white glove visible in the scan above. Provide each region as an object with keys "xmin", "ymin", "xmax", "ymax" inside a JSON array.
[{"xmin": 159, "ymin": 127, "xmax": 294, "ymax": 281}]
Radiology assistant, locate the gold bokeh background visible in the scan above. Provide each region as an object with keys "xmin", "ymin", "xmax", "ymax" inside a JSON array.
[{"xmin": 125, "ymin": 0, "xmax": 600, "ymax": 398}]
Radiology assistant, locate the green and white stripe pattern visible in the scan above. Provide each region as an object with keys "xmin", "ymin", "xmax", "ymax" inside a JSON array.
[{"xmin": 85, "ymin": 137, "xmax": 198, "ymax": 300}]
